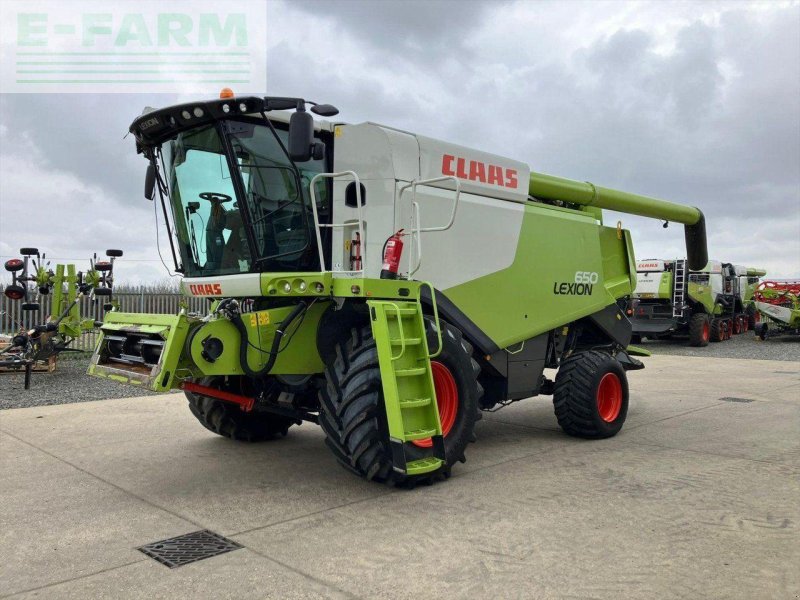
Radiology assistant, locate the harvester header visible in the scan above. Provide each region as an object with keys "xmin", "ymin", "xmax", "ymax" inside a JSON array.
[{"xmin": 530, "ymin": 172, "xmax": 707, "ymax": 270}]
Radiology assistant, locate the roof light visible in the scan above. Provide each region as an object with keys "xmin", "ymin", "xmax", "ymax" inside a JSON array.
[
  {"xmin": 220, "ymin": 87, "xmax": 234, "ymax": 99},
  {"xmin": 193, "ymin": 107, "xmax": 204, "ymax": 118},
  {"xmin": 181, "ymin": 110, "xmax": 191, "ymax": 120},
  {"xmin": 239, "ymin": 102, "xmax": 248, "ymax": 112}
]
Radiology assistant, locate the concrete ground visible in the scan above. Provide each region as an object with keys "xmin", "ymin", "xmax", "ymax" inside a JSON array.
[{"xmin": 1, "ymin": 355, "xmax": 798, "ymax": 599}]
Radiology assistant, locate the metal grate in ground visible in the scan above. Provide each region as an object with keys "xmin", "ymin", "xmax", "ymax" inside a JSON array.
[{"xmin": 137, "ymin": 530, "xmax": 243, "ymax": 568}]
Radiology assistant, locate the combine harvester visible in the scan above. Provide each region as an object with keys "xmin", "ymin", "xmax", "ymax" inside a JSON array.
[
  {"xmin": 753, "ymin": 281, "xmax": 800, "ymax": 340},
  {"xmin": 88, "ymin": 91, "xmax": 708, "ymax": 485},
  {"xmin": 628, "ymin": 260, "xmax": 765, "ymax": 346},
  {"xmin": 2, "ymin": 248, "xmax": 122, "ymax": 388}
]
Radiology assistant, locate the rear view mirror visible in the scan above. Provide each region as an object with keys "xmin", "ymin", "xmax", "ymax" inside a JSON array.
[
  {"xmin": 144, "ymin": 163, "xmax": 156, "ymax": 200},
  {"xmin": 310, "ymin": 104, "xmax": 339, "ymax": 117},
  {"xmin": 288, "ymin": 110, "xmax": 314, "ymax": 162}
]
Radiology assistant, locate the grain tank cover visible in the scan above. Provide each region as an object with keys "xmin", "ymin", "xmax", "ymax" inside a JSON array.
[{"xmin": 415, "ymin": 135, "xmax": 530, "ymax": 203}]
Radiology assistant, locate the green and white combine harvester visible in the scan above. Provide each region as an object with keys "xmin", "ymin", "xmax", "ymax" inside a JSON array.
[
  {"xmin": 88, "ymin": 91, "xmax": 709, "ymax": 485},
  {"xmin": 752, "ymin": 281, "xmax": 800, "ymax": 340},
  {"xmin": 627, "ymin": 259, "xmax": 766, "ymax": 346}
]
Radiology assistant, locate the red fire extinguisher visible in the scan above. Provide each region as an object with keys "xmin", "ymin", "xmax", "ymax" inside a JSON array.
[
  {"xmin": 380, "ymin": 229, "xmax": 405, "ymax": 280},
  {"xmin": 349, "ymin": 232, "xmax": 362, "ymax": 271}
]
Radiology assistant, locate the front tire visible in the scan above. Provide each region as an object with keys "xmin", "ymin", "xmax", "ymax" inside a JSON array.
[
  {"xmin": 688, "ymin": 313, "xmax": 710, "ymax": 347},
  {"xmin": 319, "ymin": 320, "xmax": 481, "ymax": 485},
  {"xmin": 553, "ymin": 350, "xmax": 629, "ymax": 439},
  {"xmin": 186, "ymin": 377, "xmax": 300, "ymax": 442}
]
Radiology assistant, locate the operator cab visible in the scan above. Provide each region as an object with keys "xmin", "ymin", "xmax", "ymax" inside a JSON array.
[{"xmin": 131, "ymin": 94, "xmax": 338, "ymax": 278}]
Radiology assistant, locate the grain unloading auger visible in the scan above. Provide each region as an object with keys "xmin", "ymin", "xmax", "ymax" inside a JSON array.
[{"xmin": 88, "ymin": 92, "xmax": 707, "ymax": 485}]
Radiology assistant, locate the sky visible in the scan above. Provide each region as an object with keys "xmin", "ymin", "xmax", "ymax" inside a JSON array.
[{"xmin": 1, "ymin": 0, "xmax": 799, "ymax": 284}]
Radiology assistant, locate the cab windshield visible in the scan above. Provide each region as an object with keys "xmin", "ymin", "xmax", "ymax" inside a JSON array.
[{"xmin": 160, "ymin": 120, "xmax": 327, "ymax": 277}]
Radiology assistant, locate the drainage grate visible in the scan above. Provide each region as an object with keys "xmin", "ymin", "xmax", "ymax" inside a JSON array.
[
  {"xmin": 719, "ymin": 397, "xmax": 755, "ymax": 403},
  {"xmin": 138, "ymin": 530, "xmax": 242, "ymax": 568}
]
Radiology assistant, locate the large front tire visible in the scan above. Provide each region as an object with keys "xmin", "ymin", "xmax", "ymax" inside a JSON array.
[
  {"xmin": 318, "ymin": 320, "xmax": 481, "ymax": 485},
  {"xmin": 688, "ymin": 313, "xmax": 710, "ymax": 347},
  {"xmin": 553, "ymin": 350, "xmax": 629, "ymax": 439},
  {"xmin": 186, "ymin": 377, "xmax": 300, "ymax": 442}
]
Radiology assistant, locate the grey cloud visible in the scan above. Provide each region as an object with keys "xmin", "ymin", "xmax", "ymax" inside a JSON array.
[{"xmin": 1, "ymin": 1, "xmax": 798, "ymax": 281}]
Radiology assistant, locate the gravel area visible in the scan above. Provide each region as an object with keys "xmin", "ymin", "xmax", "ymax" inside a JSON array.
[
  {"xmin": 636, "ymin": 330, "xmax": 800, "ymax": 361},
  {"xmin": 0, "ymin": 353, "xmax": 164, "ymax": 410}
]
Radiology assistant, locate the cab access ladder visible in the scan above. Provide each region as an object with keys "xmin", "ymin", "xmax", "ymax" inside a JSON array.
[
  {"xmin": 673, "ymin": 259, "xmax": 687, "ymax": 318},
  {"xmin": 367, "ymin": 293, "xmax": 446, "ymax": 476}
]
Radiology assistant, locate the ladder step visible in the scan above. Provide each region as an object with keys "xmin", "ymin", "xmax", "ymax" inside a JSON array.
[
  {"xmin": 399, "ymin": 397, "xmax": 431, "ymax": 408},
  {"xmin": 386, "ymin": 308, "xmax": 418, "ymax": 317},
  {"xmin": 394, "ymin": 366, "xmax": 427, "ymax": 377},
  {"xmin": 405, "ymin": 457, "xmax": 443, "ymax": 475},
  {"xmin": 404, "ymin": 427, "xmax": 437, "ymax": 441},
  {"xmin": 390, "ymin": 337, "xmax": 422, "ymax": 346}
]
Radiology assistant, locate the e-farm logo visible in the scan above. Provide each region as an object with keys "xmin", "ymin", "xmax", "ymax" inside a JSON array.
[{"xmin": 0, "ymin": 0, "xmax": 267, "ymax": 93}]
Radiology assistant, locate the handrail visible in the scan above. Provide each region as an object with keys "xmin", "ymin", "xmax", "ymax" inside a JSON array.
[
  {"xmin": 418, "ymin": 281, "xmax": 442, "ymax": 359},
  {"xmin": 397, "ymin": 176, "xmax": 461, "ymax": 233},
  {"xmin": 309, "ymin": 171, "xmax": 364, "ymax": 274},
  {"xmin": 398, "ymin": 176, "xmax": 461, "ymax": 277}
]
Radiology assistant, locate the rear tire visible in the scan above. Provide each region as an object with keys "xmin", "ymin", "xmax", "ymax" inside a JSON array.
[
  {"xmin": 688, "ymin": 313, "xmax": 710, "ymax": 347},
  {"xmin": 186, "ymin": 377, "xmax": 299, "ymax": 442},
  {"xmin": 553, "ymin": 350, "xmax": 629, "ymax": 439},
  {"xmin": 318, "ymin": 320, "xmax": 480, "ymax": 485},
  {"xmin": 710, "ymin": 319, "xmax": 724, "ymax": 342}
]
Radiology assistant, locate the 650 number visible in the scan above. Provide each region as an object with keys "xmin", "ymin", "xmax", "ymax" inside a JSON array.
[{"xmin": 574, "ymin": 271, "xmax": 599, "ymax": 284}]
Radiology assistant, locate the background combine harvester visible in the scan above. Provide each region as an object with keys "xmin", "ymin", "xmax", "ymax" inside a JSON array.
[
  {"xmin": 2, "ymin": 248, "xmax": 122, "ymax": 388},
  {"xmin": 627, "ymin": 259, "xmax": 765, "ymax": 346},
  {"xmin": 753, "ymin": 281, "xmax": 800, "ymax": 340},
  {"xmin": 88, "ymin": 91, "xmax": 708, "ymax": 486}
]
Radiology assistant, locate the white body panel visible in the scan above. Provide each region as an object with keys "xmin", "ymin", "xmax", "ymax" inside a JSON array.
[
  {"xmin": 182, "ymin": 273, "xmax": 261, "ymax": 297},
  {"xmin": 755, "ymin": 301, "xmax": 792, "ymax": 324},
  {"xmin": 331, "ymin": 123, "xmax": 527, "ymax": 288},
  {"xmin": 633, "ymin": 273, "xmax": 666, "ymax": 297},
  {"xmin": 636, "ymin": 260, "xmax": 666, "ymax": 272}
]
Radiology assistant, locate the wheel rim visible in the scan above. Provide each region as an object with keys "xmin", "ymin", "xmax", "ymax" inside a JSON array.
[
  {"xmin": 597, "ymin": 372, "xmax": 622, "ymax": 423},
  {"xmin": 702, "ymin": 321, "xmax": 710, "ymax": 341},
  {"xmin": 412, "ymin": 361, "xmax": 459, "ymax": 448}
]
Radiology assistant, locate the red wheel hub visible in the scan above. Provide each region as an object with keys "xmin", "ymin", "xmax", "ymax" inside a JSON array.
[
  {"xmin": 596, "ymin": 372, "xmax": 622, "ymax": 423},
  {"xmin": 703, "ymin": 321, "xmax": 710, "ymax": 342},
  {"xmin": 413, "ymin": 361, "xmax": 459, "ymax": 448}
]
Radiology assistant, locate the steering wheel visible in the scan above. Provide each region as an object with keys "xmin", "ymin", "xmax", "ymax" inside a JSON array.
[{"xmin": 199, "ymin": 192, "xmax": 233, "ymax": 204}]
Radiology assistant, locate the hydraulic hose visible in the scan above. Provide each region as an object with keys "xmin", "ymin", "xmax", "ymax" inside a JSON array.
[{"xmin": 232, "ymin": 301, "xmax": 307, "ymax": 378}]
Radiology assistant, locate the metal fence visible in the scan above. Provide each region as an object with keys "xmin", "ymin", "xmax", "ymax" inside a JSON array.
[{"xmin": 0, "ymin": 292, "xmax": 207, "ymax": 352}]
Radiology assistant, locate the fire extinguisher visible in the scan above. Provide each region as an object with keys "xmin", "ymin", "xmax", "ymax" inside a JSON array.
[
  {"xmin": 349, "ymin": 232, "xmax": 362, "ymax": 271},
  {"xmin": 380, "ymin": 229, "xmax": 405, "ymax": 280}
]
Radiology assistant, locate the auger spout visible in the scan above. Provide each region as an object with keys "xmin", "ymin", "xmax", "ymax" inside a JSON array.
[{"xmin": 530, "ymin": 171, "xmax": 708, "ymax": 270}]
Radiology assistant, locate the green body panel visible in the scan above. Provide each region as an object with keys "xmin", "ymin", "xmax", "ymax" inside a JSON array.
[
  {"xmin": 189, "ymin": 302, "xmax": 328, "ymax": 376},
  {"xmin": 444, "ymin": 204, "xmax": 635, "ymax": 348},
  {"xmin": 530, "ymin": 172, "xmax": 702, "ymax": 225},
  {"xmin": 658, "ymin": 273, "xmax": 673, "ymax": 299},
  {"xmin": 687, "ymin": 281, "xmax": 719, "ymax": 315},
  {"xmin": 368, "ymin": 297, "xmax": 444, "ymax": 475},
  {"xmin": 88, "ymin": 312, "xmax": 192, "ymax": 392}
]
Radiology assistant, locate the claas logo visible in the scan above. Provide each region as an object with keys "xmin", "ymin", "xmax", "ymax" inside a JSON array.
[
  {"xmin": 442, "ymin": 154, "xmax": 518, "ymax": 188},
  {"xmin": 188, "ymin": 283, "xmax": 223, "ymax": 295}
]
